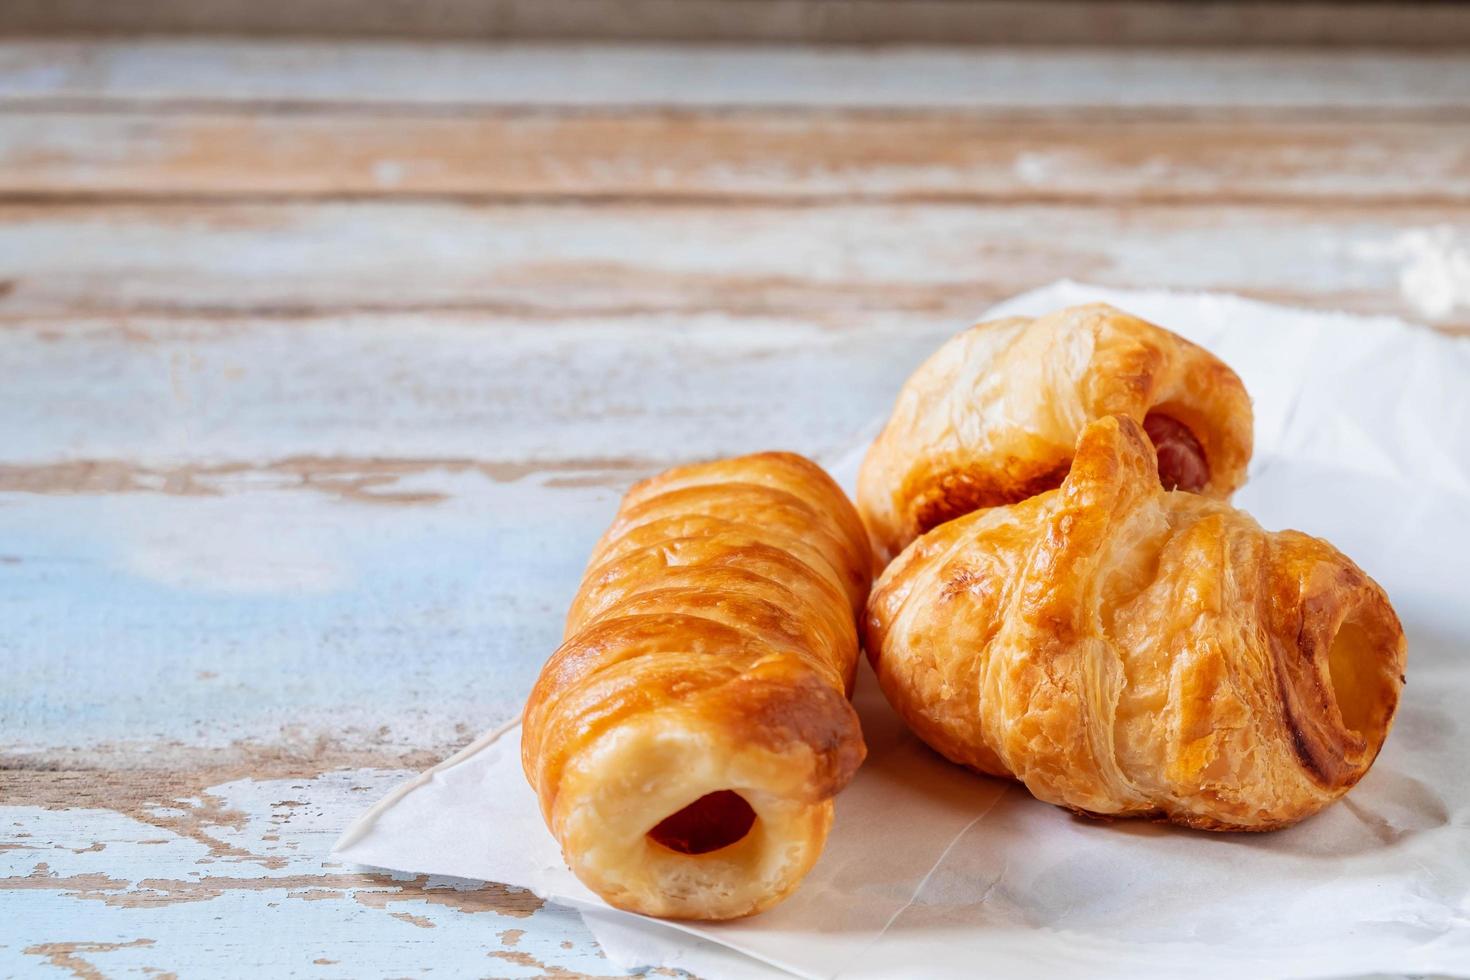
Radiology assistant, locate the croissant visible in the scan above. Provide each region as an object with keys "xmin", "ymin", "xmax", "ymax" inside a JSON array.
[
  {"xmin": 858, "ymin": 303, "xmax": 1254, "ymax": 562},
  {"xmin": 522, "ymin": 452, "xmax": 872, "ymax": 919},
  {"xmin": 866, "ymin": 416, "xmax": 1405, "ymax": 831}
]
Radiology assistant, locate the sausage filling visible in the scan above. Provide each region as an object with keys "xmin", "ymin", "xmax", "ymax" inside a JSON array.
[
  {"xmin": 1143, "ymin": 412, "xmax": 1210, "ymax": 493},
  {"xmin": 648, "ymin": 790, "xmax": 757, "ymax": 855}
]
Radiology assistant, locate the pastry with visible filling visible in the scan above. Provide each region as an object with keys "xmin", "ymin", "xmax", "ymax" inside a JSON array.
[
  {"xmin": 865, "ymin": 416, "xmax": 1405, "ymax": 830},
  {"xmin": 858, "ymin": 303, "xmax": 1253, "ymax": 562},
  {"xmin": 522, "ymin": 452, "xmax": 872, "ymax": 919}
]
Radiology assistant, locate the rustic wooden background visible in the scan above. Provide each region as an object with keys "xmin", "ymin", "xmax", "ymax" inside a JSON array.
[
  {"xmin": 6, "ymin": 0, "xmax": 1470, "ymax": 46},
  {"xmin": 2, "ymin": 7, "xmax": 1469, "ymax": 977}
]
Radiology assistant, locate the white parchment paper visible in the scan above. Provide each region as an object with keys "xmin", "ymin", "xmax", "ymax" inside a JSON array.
[{"xmin": 335, "ymin": 283, "xmax": 1470, "ymax": 979}]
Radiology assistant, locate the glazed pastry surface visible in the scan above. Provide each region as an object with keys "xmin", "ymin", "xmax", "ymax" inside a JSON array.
[
  {"xmin": 523, "ymin": 452, "xmax": 872, "ymax": 919},
  {"xmin": 858, "ymin": 303, "xmax": 1254, "ymax": 562},
  {"xmin": 866, "ymin": 416, "xmax": 1405, "ymax": 831}
]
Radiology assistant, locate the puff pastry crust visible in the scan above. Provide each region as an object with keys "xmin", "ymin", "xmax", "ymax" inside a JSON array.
[
  {"xmin": 866, "ymin": 416, "xmax": 1405, "ymax": 831},
  {"xmin": 522, "ymin": 452, "xmax": 872, "ymax": 919},
  {"xmin": 858, "ymin": 303, "xmax": 1254, "ymax": 562}
]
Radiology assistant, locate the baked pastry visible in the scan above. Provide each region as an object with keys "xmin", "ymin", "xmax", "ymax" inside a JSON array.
[
  {"xmin": 522, "ymin": 452, "xmax": 872, "ymax": 919},
  {"xmin": 866, "ymin": 416, "xmax": 1405, "ymax": 831},
  {"xmin": 858, "ymin": 303, "xmax": 1254, "ymax": 562}
]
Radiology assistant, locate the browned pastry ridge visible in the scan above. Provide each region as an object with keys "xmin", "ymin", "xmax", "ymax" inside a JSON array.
[
  {"xmin": 522, "ymin": 452, "xmax": 873, "ymax": 919},
  {"xmin": 866, "ymin": 416, "xmax": 1406, "ymax": 831},
  {"xmin": 858, "ymin": 303, "xmax": 1254, "ymax": 563}
]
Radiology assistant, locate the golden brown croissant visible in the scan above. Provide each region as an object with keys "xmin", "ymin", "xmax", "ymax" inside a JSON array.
[
  {"xmin": 522, "ymin": 452, "xmax": 872, "ymax": 919},
  {"xmin": 858, "ymin": 303, "xmax": 1254, "ymax": 562},
  {"xmin": 866, "ymin": 416, "xmax": 1405, "ymax": 831}
]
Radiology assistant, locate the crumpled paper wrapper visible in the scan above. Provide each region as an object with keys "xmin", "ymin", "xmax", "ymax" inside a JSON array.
[{"xmin": 335, "ymin": 282, "xmax": 1470, "ymax": 979}]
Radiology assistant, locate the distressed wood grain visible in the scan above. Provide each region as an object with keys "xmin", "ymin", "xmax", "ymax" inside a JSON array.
[
  {"xmin": 0, "ymin": 201, "xmax": 1465, "ymax": 328},
  {"xmin": 2, "ymin": 110, "xmax": 1466, "ymax": 204},
  {"xmin": 1, "ymin": 770, "xmax": 622, "ymax": 978},
  {"xmin": 2, "ymin": 41, "xmax": 1469, "ymax": 110},
  {"xmin": 0, "ymin": 311, "xmax": 945, "ymax": 465},
  {"xmin": 5, "ymin": 0, "xmax": 1470, "ymax": 48}
]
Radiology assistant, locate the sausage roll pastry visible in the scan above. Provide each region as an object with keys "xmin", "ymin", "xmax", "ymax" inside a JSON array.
[
  {"xmin": 523, "ymin": 452, "xmax": 872, "ymax": 919},
  {"xmin": 858, "ymin": 303, "xmax": 1254, "ymax": 562},
  {"xmin": 866, "ymin": 416, "xmax": 1405, "ymax": 831}
]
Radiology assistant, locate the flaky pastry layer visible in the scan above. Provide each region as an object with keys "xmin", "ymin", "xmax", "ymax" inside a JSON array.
[
  {"xmin": 866, "ymin": 416, "xmax": 1405, "ymax": 831},
  {"xmin": 858, "ymin": 303, "xmax": 1254, "ymax": 562},
  {"xmin": 523, "ymin": 452, "xmax": 872, "ymax": 919}
]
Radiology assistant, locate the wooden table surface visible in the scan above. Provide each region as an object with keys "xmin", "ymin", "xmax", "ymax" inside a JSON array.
[{"xmin": 2, "ymin": 37, "xmax": 1468, "ymax": 979}]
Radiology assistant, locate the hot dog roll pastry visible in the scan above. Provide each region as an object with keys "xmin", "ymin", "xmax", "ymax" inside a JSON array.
[
  {"xmin": 523, "ymin": 452, "xmax": 872, "ymax": 919},
  {"xmin": 866, "ymin": 416, "xmax": 1405, "ymax": 831},
  {"xmin": 858, "ymin": 303, "xmax": 1254, "ymax": 562}
]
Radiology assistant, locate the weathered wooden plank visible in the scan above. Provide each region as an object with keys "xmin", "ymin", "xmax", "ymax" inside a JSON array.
[
  {"xmin": 0, "ymin": 202, "xmax": 1465, "ymax": 327},
  {"xmin": 0, "ymin": 311, "xmax": 945, "ymax": 465},
  {"xmin": 2, "ymin": 110, "xmax": 1466, "ymax": 204},
  {"xmin": 5, "ymin": 0, "xmax": 1470, "ymax": 48},
  {"xmin": 0, "ymin": 469, "xmax": 644, "ymax": 764},
  {"xmin": 2, "ymin": 41, "xmax": 1467, "ymax": 109},
  {"xmin": 0, "ymin": 769, "xmax": 624, "ymax": 978},
  {"xmin": 0, "ymin": 310, "xmax": 942, "ymax": 768}
]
